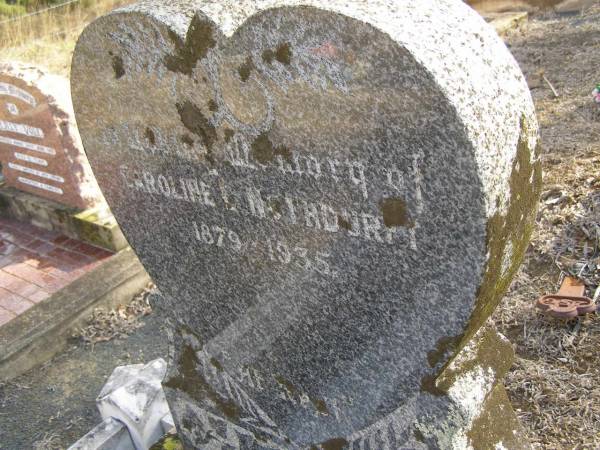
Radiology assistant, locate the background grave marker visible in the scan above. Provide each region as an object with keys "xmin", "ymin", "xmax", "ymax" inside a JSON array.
[{"xmin": 0, "ymin": 62, "xmax": 104, "ymax": 209}]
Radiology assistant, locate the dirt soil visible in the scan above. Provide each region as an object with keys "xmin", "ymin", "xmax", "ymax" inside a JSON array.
[{"xmin": 492, "ymin": 4, "xmax": 600, "ymax": 449}]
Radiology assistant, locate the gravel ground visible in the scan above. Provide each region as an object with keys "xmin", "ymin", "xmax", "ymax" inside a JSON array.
[{"xmin": 0, "ymin": 309, "xmax": 169, "ymax": 449}]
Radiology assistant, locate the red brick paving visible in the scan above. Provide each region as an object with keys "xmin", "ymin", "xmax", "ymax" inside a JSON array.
[{"xmin": 0, "ymin": 217, "xmax": 114, "ymax": 329}]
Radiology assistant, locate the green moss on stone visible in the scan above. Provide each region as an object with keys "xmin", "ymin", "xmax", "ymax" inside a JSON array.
[
  {"xmin": 164, "ymin": 344, "xmax": 241, "ymax": 421},
  {"xmin": 429, "ymin": 115, "xmax": 542, "ymax": 395},
  {"xmin": 463, "ymin": 116, "xmax": 542, "ymax": 344},
  {"xmin": 466, "ymin": 384, "xmax": 530, "ymax": 449},
  {"xmin": 436, "ymin": 326, "xmax": 514, "ymax": 394},
  {"xmin": 150, "ymin": 434, "xmax": 184, "ymax": 450}
]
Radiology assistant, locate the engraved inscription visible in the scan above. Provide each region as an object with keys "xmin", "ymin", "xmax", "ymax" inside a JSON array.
[
  {"xmin": 14, "ymin": 152, "xmax": 47, "ymax": 166},
  {"xmin": 8, "ymin": 162, "xmax": 64, "ymax": 183},
  {"xmin": 120, "ymin": 167, "xmax": 419, "ymax": 243},
  {"xmin": 6, "ymin": 103, "xmax": 18, "ymax": 115},
  {"xmin": 106, "ymin": 43, "xmax": 428, "ymax": 278},
  {"xmin": 0, "ymin": 119, "xmax": 44, "ymax": 138},
  {"xmin": 0, "ymin": 82, "xmax": 36, "ymax": 106},
  {"xmin": 0, "ymin": 80, "xmax": 73, "ymax": 200},
  {"xmin": 0, "ymin": 135, "xmax": 56, "ymax": 155},
  {"xmin": 18, "ymin": 176, "xmax": 63, "ymax": 194}
]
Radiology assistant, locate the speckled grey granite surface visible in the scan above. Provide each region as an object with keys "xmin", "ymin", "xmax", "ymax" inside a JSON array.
[{"xmin": 71, "ymin": 1, "xmax": 540, "ymax": 448}]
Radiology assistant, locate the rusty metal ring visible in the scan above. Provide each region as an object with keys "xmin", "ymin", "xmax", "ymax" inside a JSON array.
[{"xmin": 536, "ymin": 294, "xmax": 596, "ymax": 318}]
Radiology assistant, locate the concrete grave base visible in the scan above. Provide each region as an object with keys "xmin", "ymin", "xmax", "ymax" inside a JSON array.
[{"xmin": 0, "ymin": 185, "xmax": 127, "ymax": 251}]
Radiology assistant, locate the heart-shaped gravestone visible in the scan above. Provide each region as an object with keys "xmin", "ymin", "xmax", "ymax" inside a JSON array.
[{"xmin": 72, "ymin": 1, "xmax": 540, "ymax": 448}]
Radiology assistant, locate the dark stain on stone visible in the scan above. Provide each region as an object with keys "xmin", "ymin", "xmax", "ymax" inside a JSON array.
[
  {"xmin": 420, "ymin": 373, "xmax": 445, "ymax": 397},
  {"xmin": 466, "ymin": 383, "xmax": 526, "ymax": 449},
  {"xmin": 268, "ymin": 197, "xmax": 283, "ymax": 216},
  {"xmin": 111, "ymin": 54, "xmax": 125, "ymax": 79},
  {"xmin": 163, "ymin": 344, "xmax": 240, "ymax": 421},
  {"xmin": 275, "ymin": 375, "xmax": 300, "ymax": 398},
  {"xmin": 238, "ymin": 56, "xmax": 255, "ymax": 82},
  {"xmin": 164, "ymin": 15, "xmax": 217, "ymax": 75},
  {"xmin": 208, "ymin": 99, "xmax": 218, "ymax": 112},
  {"xmin": 251, "ymin": 133, "xmax": 274, "ymax": 164},
  {"xmin": 223, "ymin": 128, "xmax": 234, "ymax": 143},
  {"xmin": 251, "ymin": 132, "xmax": 291, "ymax": 165},
  {"xmin": 427, "ymin": 334, "xmax": 463, "ymax": 368},
  {"xmin": 463, "ymin": 115, "xmax": 542, "ymax": 345},
  {"xmin": 380, "ymin": 197, "xmax": 411, "ymax": 227},
  {"xmin": 275, "ymin": 375, "xmax": 328, "ymax": 415},
  {"xmin": 144, "ymin": 127, "xmax": 156, "ymax": 145},
  {"xmin": 262, "ymin": 42, "xmax": 292, "ymax": 65},
  {"xmin": 262, "ymin": 49, "xmax": 274, "ymax": 64},
  {"xmin": 311, "ymin": 398, "xmax": 329, "ymax": 415},
  {"xmin": 318, "ymin": 437, "xmax": 349, "ymax": 450},
  {"xmin": 275, "ymin": 42, "xmax": 292, "ymax": 65},
  {"xmin": 176, "ymin": 101, "xmax": 217, "ymax": 163},
  {"xmin": 414, "ymin": 429, "xmax": 426, "ymax": 443},
  {"xmin": 181, "ymin": 134, "xmax": 194, "ymax": 146},
  {"xmin": 210, "ymin": 357, "xmax": 223, "ymax": 372},
  {"xmin": 421, "ymin": 335, "xmax": 462, "ymax": 397},
  {"xmin": 276, "ymin": 144, "xmax": 292, "ymax": 162},
  {"xmin": 337, "ymin": 215, "xmax": 352, "ymax": 231},
  {"xmin": 181, "ymin": 417, "xmax": 194, "ymax": 433}
]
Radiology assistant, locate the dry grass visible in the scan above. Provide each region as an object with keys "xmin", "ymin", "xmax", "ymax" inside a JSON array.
[
  {"xmin": 0, "ymin": 0, "xmax": 133, "ymax": 76},
  {"xmin": 31, "ymin": 432, "xmax": 61, "ymax": 450},
  {"xmin": 73, "ymin": 283, "xmax": 154, "ymax": 345},
  {"xmin": 494, "ymin": 5, "xmax": 600, "ymax": 448}
]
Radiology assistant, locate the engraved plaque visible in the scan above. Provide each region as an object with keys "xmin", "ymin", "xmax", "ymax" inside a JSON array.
[{"xmin": 0, "ymin": 64, "xmax": 103, "ymax": 209}]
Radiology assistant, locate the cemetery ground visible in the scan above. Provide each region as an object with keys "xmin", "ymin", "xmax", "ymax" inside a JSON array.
[
  {"xmin": 0, "ymin": 3, "xmax": 598, "ymax": 450},
  {"xmin": 491, "ymin": 5, "xmax": 600, "ymax": 448}
]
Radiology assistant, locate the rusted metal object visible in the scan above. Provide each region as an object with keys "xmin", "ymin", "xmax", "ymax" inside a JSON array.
[{"xmin": 537, "ymin": 276, "xmax": 597, "ymax": 318}]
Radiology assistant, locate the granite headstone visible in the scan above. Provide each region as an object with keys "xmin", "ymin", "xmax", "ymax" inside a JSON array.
[
  {"xmin": 72, "ymin": 0, "xmax": 541, "ymax": 448},
  {"xmin": 0, "ymin": 62, "xmax": 105, "ymax": 209}
]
